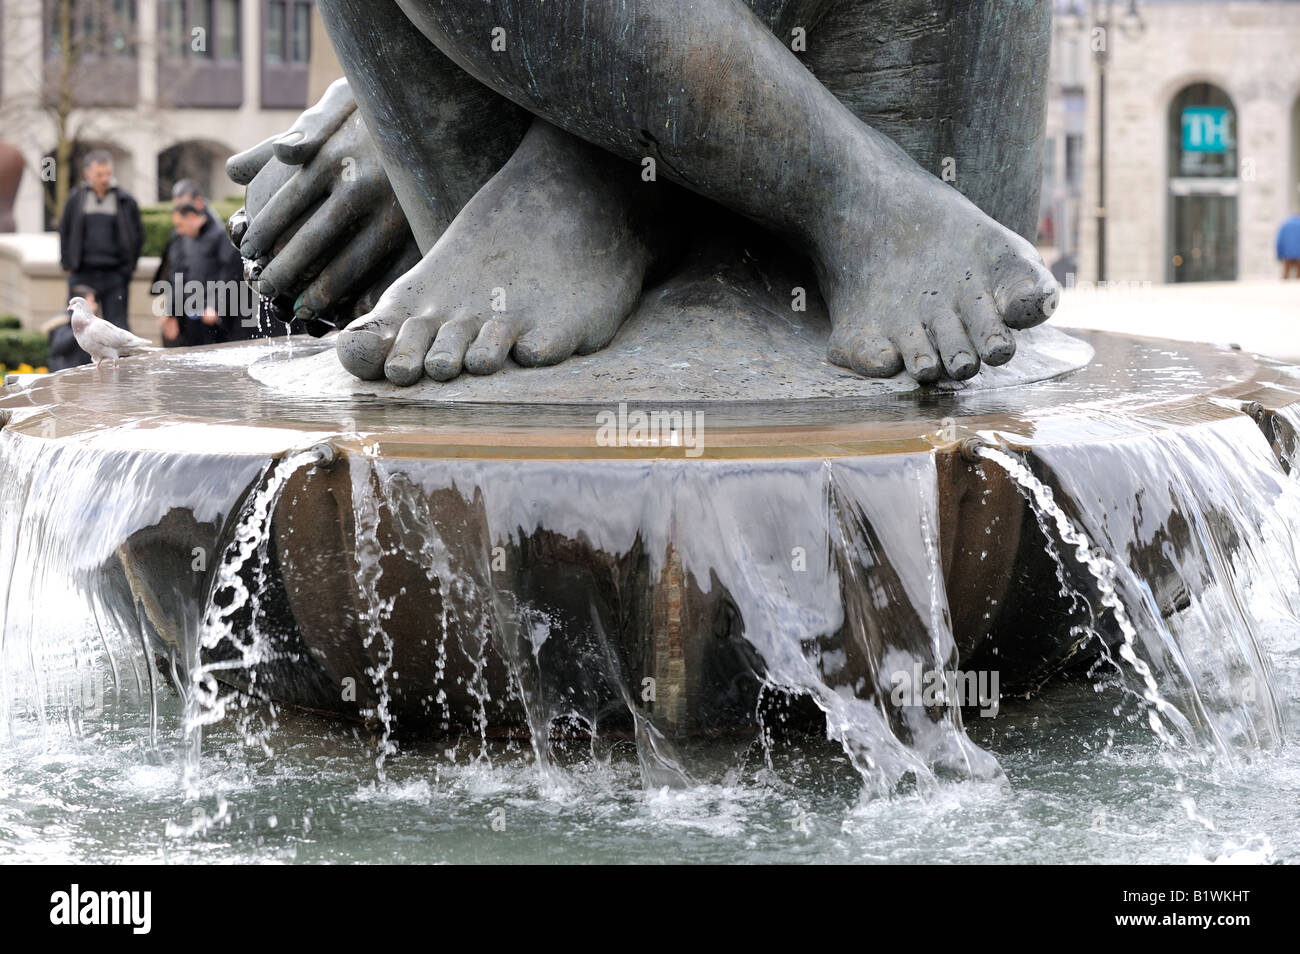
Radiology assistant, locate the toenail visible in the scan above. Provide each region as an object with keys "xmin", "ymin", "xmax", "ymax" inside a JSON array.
[
  {"xmin": 915, "ymin": 356, "xmax": 935, "ymax": 372},
  {"xmin": 343, "ymin": 330, "xmax": 385, "ymax": 350},
  {"xmin": 1041, "ymin": 285, "xmax": 1060, "ymax": 316}
]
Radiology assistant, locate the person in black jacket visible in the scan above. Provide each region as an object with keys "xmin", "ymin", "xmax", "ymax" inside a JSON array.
[
  {"xmin": 157, "ymin": 180, "xmax": 253, "ymax": 347},
  {"xmin": 58, "ymin": 150, "xmax": 143, "ymax": 331}
]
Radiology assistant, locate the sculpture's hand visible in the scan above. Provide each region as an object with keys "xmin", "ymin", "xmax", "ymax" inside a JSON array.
[
  {"xmin": 225, "ymin": 79, "xmax": 417, "ymax": 329},
  {"xmin": 226, "ymin": 77, "xmax": 358, "ymax": 235}
]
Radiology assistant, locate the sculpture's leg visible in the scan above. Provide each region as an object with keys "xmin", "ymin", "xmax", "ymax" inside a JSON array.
[
  {"xmin": 804, "ymin": 0, "xmax": 1052, "ymax": 242},
  {"xmin": 317, "ymin": 0, "xmax": 531, "ymax": 251},
  {"xmin": 338, "ymin": 118, "xmax": 673, "ymax": 384},
  {"xmin": 392, "ymin": 0, "xmax": 1059, "ymax": 382},
  {"xmin": 321, "ymin": 0, "xmax": 677, "ymax": 383}
]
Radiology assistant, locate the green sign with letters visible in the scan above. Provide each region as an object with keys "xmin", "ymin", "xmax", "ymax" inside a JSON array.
[{"xmin": 1182, "ymin": 107, "xmax": 1230, "ymax": 153}]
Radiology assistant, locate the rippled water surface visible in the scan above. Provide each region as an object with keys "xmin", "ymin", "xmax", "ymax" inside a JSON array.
[
  {"xmin": 3, "ymin": 335, "xmax": 1300, "ymax": 864},
  {"xmin": 2, "ymin": 672, "xmax": 1295, "ymax": 864}
]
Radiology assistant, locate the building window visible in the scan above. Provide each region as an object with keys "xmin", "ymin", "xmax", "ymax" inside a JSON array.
[
  {"xmin": 1064, "ymin": 134, "xmax": 1082, "ymax": 189},
  {"xmin": 291, "ymin": 1, "xmax": 310, "ymax": 62},
  {"xmin": 161, "ymin": 0, "xmax": 239, "ymax": 61},
  {"xmin": 194, "ymin": 0, "xmax": 213, "ymax": 57},
  {"xmin": 264, "ymin": 1, "xmax": 311, "ymax": 63},
  {"xmin": 160, "ymin": 0, "xmax": 185, "ymax": 57},
  {"xmin": 47, "ymin": 0, "xmax": 138, "ymax": 59},
  {"xmin": 216, "ymin": 0, "xmax": 239, "ymax": 59},
  {"xmin": 262, "ymin": 0, "xmax": 312, "ymax": 108},
  {"xmin": 266, "ymin": 1, "xmax": 285, "ymax": 63}
]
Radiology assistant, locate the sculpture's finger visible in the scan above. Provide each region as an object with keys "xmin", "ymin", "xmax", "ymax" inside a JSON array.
[
  {"xmin": 352, "ymin": 243, "xmax": 422, "ymax": 319},
  {"xmin": 226, "ymin": 136, "xmax": 277, "ymax": 186},
  {"xmin": 425, "ymin": 315, "xmax": 483, "ymax": 381},
  {"xmin": 242, "ymin": 155, "xmax": 297, "ymax": 224},
  {"xmin": 240, "ymin": 171, "xmax": 334, "ymax": 263},
  {"xmin": 273, "ymin": 78, "xmax": 357, "ymax": 165},
  {"xmin": 294, "ymin": 208, "xmax": 413, "ymax": 323},
  {"xmin": 226, "ymin": 206, "xmax": 249, "ymax": 247}
]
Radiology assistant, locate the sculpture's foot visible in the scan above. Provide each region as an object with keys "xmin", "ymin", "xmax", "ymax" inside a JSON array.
[
  {"xmin": 819, "ymin": 146, "xmax": 1060, "ymax": 384},
  {"xmin": 337, "ymin": 121, "xmax": 660, "ymax": 385}
]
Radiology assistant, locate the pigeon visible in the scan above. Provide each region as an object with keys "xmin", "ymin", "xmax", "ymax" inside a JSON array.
[{"xmin": 68, "ymin": 297, "xmax": 156, "ymax": 369}]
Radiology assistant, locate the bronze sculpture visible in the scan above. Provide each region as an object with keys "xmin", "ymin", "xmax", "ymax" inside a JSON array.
[{"xmin": 230, "ymin": 0, "xmax": 1059, "ymax": 386}]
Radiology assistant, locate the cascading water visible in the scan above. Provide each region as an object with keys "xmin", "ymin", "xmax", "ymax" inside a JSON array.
[
  {"xmin": 979, "ymin": 414, "xmax": 1294, "ymax": 763},
  {"xmin": 976, "ymin": 445, "xmax": 1194, "ymax": 751},
  {"xmin": 186, "ymin": 448, "xmax": 328, "ymax": 782},
  {"xmin": 4, "ymin": 331, "xmax": 1300, "ymax": 862}
]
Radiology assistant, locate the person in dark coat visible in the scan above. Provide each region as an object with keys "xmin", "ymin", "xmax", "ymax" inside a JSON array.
[
  {"xmin": 58, "ymin": 150, "xmax": 143, "ymax": 331},
  {"xmin": 157, "ymin": 180, "xmax": 253, "ymax": 347}
]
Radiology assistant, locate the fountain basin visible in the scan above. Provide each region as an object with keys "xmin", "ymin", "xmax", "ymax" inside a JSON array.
[{"xmin": 1, "ymin": 324, "xmax": 1297, "ymax": 783}]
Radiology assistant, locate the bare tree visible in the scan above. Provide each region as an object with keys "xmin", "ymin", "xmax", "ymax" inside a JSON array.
[{"xmin": 0, "ymin": 0, "xmax": 207, "ymax": 224}]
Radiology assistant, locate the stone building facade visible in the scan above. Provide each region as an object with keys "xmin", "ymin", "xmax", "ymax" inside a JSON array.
[
  {"xmin": 1042, "ymin": 0, "xmax": 1300, "ymax": 284},
  {"xmin": 0, "ymin": 0, "xmax": 321, "ymax": 232}
]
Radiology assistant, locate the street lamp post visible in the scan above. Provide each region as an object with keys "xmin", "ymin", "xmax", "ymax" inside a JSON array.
[{"xmin": 1096, "ymin": 0, "xmax": 1110, "ymax": 283}]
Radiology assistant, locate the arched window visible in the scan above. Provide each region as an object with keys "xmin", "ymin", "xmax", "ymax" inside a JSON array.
[
  {"xmin": 1167, "ymin": 83, "xmax": 1238, "ymax": 282},
  {"xmin": 157, "ymin": 140, "xmax": 234, "ymax": 204}
]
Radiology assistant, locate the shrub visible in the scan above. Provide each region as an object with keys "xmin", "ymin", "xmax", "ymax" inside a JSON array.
[
  {"xmin": 0, "ymin": 315, "xmax": 20, "ymax": 330},
  {"xmin": 140, "ymin": 206, "xmax": 174, "ymax": 259},
  {"xmin": 140, "ymin": 197, "xmax": 246, "ymax": 259},
  {"xmin": 0, "ymin": 330, "xmax": 50, "ymax": 369}
]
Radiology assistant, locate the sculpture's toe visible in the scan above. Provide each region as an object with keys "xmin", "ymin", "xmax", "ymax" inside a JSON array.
[
  {"xmin": 338, "ymin": 312, "xmax": 401, "ymax": 381},
  {"xmin": 423, "ymin": 315, "xmax": 481, "ymax": 382},
  {"xmin": 384, "ymin": 314, "xmax": 439, "ymax": 386},
  {"xmin": 515, "ymin": 319, "xmax": 583, "ymax": 367},
  {"xmin": 829, "ymin": 331, "xmax": 902, "ymax": 378},
  {"xmin": 994, "ymin": 257, "xmax": 1060, "ymax": 330},
  {"xmin": 463, "ymin": 318, "xmax": 518, "ymax": 376},
  {"xmin": 894, "ymin": 325, "xmax": 942, "ymax": 384},
  {"xmin": 926, "ymin": 308, "xmax": 979, "ymax": 381},
  {"xmin": 958, "ymin": 294, "xmax": 1016, "ymax": 367}
]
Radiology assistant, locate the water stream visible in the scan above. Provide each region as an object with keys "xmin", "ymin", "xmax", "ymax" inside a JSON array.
[{"xmin": 3, "ymin": 340, "xmax": 1300, "ymax": 862}]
